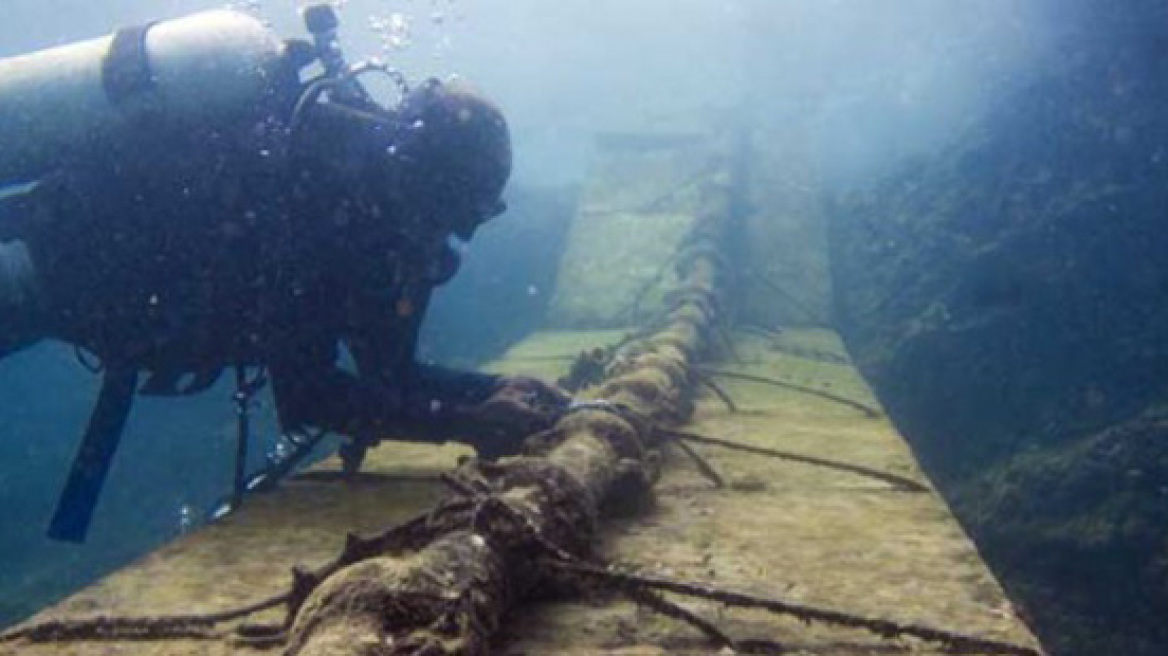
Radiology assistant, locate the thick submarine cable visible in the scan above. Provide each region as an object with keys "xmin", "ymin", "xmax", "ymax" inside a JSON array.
[{"xmin": 282, "ymin": 151, "xmax": 735, "ymax": 655}]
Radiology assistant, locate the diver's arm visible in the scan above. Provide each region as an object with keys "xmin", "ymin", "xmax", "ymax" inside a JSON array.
[
  {"xmin": 288, "ymin": 240, "xmax": 566, "ymax": 450},
  {"xmin": 269, "ymin": 350, "xmax": 490, "ymax": 443},
  {"xmin": 267, "ymin": 335, "xmax": 406, "ymax": 439},
  {"xmin": 266, "ymin": 285, "xmax": 499, "ymax": 443},
  {"xmin": 342, "ymin": 282, "xmax": 504, "ymax": 441},
  {"xmin": 344, "ymin": 294, "xmax": 569, "ymax": 455}
]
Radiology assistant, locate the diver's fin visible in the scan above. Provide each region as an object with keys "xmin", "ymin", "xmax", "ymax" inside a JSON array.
[{"xmin": 47, "ymin": 367, "xmax": 138, "ymax": 542}]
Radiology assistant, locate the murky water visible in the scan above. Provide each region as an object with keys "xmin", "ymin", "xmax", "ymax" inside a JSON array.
[{"xmin": 1, "ymin": 2, "xmax": 1164, "ymax": 655}]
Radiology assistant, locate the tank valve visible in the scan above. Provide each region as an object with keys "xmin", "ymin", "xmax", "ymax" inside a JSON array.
[
  {"xmin": 301, "ymin": 3, "xmax": 371, "ymax": 105},
  {"xmin": 302, "ymin": 3, "xmax": 345, "ymax": 76}
]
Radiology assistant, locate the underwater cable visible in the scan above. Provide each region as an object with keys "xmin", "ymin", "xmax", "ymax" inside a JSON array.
[
  {"xmin": 551, "ymin": 560, "xmax": 1040, "ymax": 656},
  {"xmin": 657, "ymin": 427, "xmax": 929, "ymax": 493},
  {"xmin": 700, "ymin": 366, "xmax": 882, "ymax": 417}
]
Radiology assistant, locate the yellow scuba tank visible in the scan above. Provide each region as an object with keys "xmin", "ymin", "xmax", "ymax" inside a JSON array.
[{"xmin": 0, "ymin": 10, "xmax": 285, "ymax": 184}]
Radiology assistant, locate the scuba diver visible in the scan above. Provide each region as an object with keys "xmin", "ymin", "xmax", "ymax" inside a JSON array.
[{"xmin": 0, "ymin": 6, "xmax": 568, "ymax": 541}]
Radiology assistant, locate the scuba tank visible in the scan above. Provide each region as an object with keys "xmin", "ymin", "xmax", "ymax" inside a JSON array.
[{"xmin": 0, "ymin": 10, "xmax": 285, "ymax": 185}]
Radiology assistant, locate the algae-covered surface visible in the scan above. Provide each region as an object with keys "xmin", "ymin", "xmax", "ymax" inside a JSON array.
[
  {"xmin": 739, "ymin": 125, "xmax": 833, "ymax": 328},
  {"xmin": 547, "ymin": 139, "xmax": 714, "ymax": 329},
  {"xmin": 5, "ymin": 328, "xmax": 1039, "ymax": 655}
]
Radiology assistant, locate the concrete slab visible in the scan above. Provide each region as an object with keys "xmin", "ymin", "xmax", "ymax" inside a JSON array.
[
  {"xmin": 546, "ymin": 138, "xmax": 716, "ymax": 329},
  {"xmin": 4, "ymin": 329, "xmax": 1041, "ymax": 655}
]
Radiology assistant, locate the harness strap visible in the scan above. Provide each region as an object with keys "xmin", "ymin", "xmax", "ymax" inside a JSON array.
[
  {"xmin": 47, "ymin": 367, "xmax": 139, "ymax": 542},
  {"xmin": 231, "ymin": 366, "xmax": 268, "ymax": 508},
  {"xmin": 102, "ymin": 22, "xmax": 159, "ymax": 105}
]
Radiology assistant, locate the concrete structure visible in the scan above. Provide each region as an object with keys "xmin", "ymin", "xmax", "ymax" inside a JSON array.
[{"xmin": 3, "ymin": 127, "xmax": 1041, "ymax": 655}]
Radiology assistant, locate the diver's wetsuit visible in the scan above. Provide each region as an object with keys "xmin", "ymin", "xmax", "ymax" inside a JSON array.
[
  {"xmin": 0, "ymin": 20, "xmax": 550, "ymax": 542},
  {"xmin": 0, "ymin": 80, "xmax": 499, "ymax": 449}
]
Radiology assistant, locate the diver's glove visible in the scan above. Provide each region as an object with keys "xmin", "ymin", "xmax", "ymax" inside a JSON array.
[{"xmin": 459, "ymin": 375, "xmax": 571, "ymax": 459}]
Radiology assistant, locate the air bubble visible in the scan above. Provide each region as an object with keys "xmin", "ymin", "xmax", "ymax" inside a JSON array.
[{"xmin": 178, "ymin": 504, "xmax": 195, "ymax": 533}]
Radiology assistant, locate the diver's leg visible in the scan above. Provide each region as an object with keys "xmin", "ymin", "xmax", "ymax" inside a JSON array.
[
  {"xmin": 0, "ymin": 239, "xmax": 44, "ymax": 357},
  {"xmin": 339, "ymin": 438, "xmax": 370, "ymax": 477}
]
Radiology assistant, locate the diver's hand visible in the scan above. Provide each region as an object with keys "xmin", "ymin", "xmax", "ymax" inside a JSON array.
[
  {"xmin": 462, "ymin": 376, "xmax": 570, "ymax": 458},
  {"xmin": 495, "ymin": 375, "xmax": 571, "ymax": 412},
  {"xmin": 475, "ymin": 375, "xmax": 571, "ymax": 433}
]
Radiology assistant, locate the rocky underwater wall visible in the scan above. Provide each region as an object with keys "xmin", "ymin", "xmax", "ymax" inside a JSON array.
[{"xmin": 829, "ymin": 5, "xmax": 1168, "ymax": 655}]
